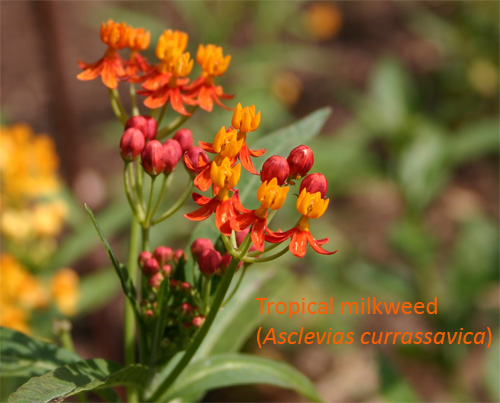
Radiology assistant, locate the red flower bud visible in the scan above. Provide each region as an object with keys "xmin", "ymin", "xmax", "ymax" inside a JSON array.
[
  {"xmin": 170, "ymin": 279, "xmax": 179, "ymax": 288},
  {"xmin": 173, "ymin": 249, "xmax": 187, "ymax": 264},
  {"xmin": 184, "ymin": 146, "xmax": 209, "ymax": 172},
  {"xmin": 198, "ymin": 249, "xmax": 221, "ymax": 277},
  {"xmin": 148, "ymin": 273, "xmax": 163, "ymax": 289},
  {"xmin": 145, "ymin": 309, "xmax": 154, "ymax": 317},
  {"xmin": 181, "ymin": 281, "xmax": 191, "ymax": 290},
  {"xmin": 287, "ymin": 145, "xmax": 314, "ymax": 179},
  {"xmin": 173, "ymin": 129, "xmax": 193, "ymax": 152},
  {"xmin": 260, "ymin": 155, "xmax": 290, "ymax": 185},
  {"xmin": 235, "ymin": 229, "xmax": 258, "ymax": 253},
  {"xmin": 138, "ymin": 251, "xmax": 152, "ymax": 266},
  {"xmin": 143, "ymin": 116, "xmax": 158, "ymax": 141},
  {"xmin": 192, "ymin": 315, "xmax": 205, "ymax": 327},
  {"xmin": 125, "ymin": 116, "xmax": 148, "ymax": 136},
  {"xmin": 142, "ymin": 140, "xmax": 166, "ymax": 176},
  {"xmin": 120, "ymin": 128, "xmax": 145, "ymax": 161},
  {"xmin": 190, "ymin": 238, "xmax": 214, "ymax": 259},
  {"xmin": 181, "ymin": 302, "xmax": 193, "ymax": 313},
  {"xmin": 162, "ymin": 264, "xmax": 172, "ymax": 276},
  {"xmin": 163, "ymin": 139, "xmax": 183, "ymax": 174},
  {"xmin": 220, "ymin": 253, "xmax": 232, "ymax": 270},
  {"xmin": 300, "ymin": 173, "xmax": 328, "ymax": 198},
  {"xmin": 153, "ymin": 246, "xmax": 173, "ymax": 265},
  {"xmin": 142, "ymin": 258, "xmax": 160, "ymax": 277}
]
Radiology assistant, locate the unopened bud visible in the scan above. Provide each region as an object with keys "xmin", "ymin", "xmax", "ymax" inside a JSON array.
[
  {"xmin": 125, "ymin": 116, "xmax": 148, "ymax": 137},
  {"xmin": 180, "ymin": 302, "xmax": 192, "ymax": 313},
  {"xmin": 120, "ymin": 128, "xmax": 145, "ymax": 161},
  {"xmin": 145, "ymin": 309, "xmax": 154, "ymax": 317},
  {"xmin": 287, "ymin": 145, "xmax": 314, "ymax": 179},
  {"xmin": 173, "ymin": 249, "xmax": 187, "ymax": 264},
  {"xmin": 198, "ymin": 249, "xmax": 221, "ymax": 277},
  {"xmin": 143, "ymin": 116, "xmax": 158, "ymax": 141},
  {"xmin": 173, "ymin": 129, "xmax": 193, "ymax": 152},
  {"xmin": 142, "ymin": 258, "xmax": 160, "ymax": 277},
  {"xmin": 170, "ymin": 279, "xmax": 179, "ymax": 288},
  {"xmin": 190, "ymin": 238, "xmax": 214, "ymax": 259},
  {"xmin": 220, "ymin": 253, "xmax": 232, "ymax": 270},
  {"xmin": 300, "ymin": 173, "xmax": 328, "ymax": 198},
  {"xmin": 162, "ymin": 264, "xmax": 172, "ymax": 276},
  {"xmin": 181, "ymin": 281, "xmax": 191, "ymax": 290},
  {"xmin": 184, "ymin": 146, "xmax": 209, "ymax": 172},
  {"xmin": 192, "ymin": 315, "xmax": 206, "ymax": 327},
  {"xmin": 138, "ymin": 251, "xmax": 152, "ymax": 266},
  {"xmin": 148, "ymin": 273, "xmax": 163, "ymax": 289},
  {"xmin": 163, "ymin": 139, "xmax": 183, "ymax": 174},
  {"xmin": 260, "ymin": 155, "xmax": 290, "ymax": 185},
  {"xmin": 153, "ymin": 246, "xmax": 173, "ymax": 265},
  {"xmin": 142, "ymin": 140, "xmax": 166, "ymax": 176}
]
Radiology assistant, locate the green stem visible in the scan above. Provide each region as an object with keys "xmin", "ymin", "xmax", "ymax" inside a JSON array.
[
  {"xmin": 156, "ymin": 104, "xmax": 168, "ymax": 127},
  {"xmin": 124, "ymin": 164, "xmax": 144, "ymax": 221},
  {"xmin": 203, "ymin": 276, "xmax": 211, "ymax": 313},
  {"xmin": 156, "ymin": 105, "xmax": 198, "ymax": 140},
  {"xmin": 144, "ymin": 176, "xmax": 157, "ymax": 227},
  {"xmin": 243, "ymin": 245, "xmax": 289, "ymax": 263},
  {"xmin": 108, "ymin": 88, "xmax": 128, "ymax": 124},
  {"xmin": 246, "ymin": 241, "xmax": 280, "ymax": 257},
  {"xmin": 130, "ymin": 83, "xmax": 140, "ymax": 117},
  {"xmin": 150, "ymin": 174, "xmax": 172, "ymax": 220},
  {"xmin": 152, "ymin": 181, "xmax": 194, "ymax": 225},
  {"xmin": 147, "ymin": 243, "xmax": 249, "ymax": 402},
  {"xmin": 222, "ymin": 264, "xmax": 249, "ymax": 307},
  {"xmin": 125, "ymin": 218, "xmax": 140, "ymax": 403}
]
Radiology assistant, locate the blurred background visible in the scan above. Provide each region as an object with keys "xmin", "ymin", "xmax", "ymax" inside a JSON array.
[{"xmin": 1, "ymin": 1, "xmax": 499, "ymax": 402}]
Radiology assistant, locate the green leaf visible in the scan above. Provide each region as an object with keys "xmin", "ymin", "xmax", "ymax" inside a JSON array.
[
  {"xmin": 0, "ymin": 327, "xmax": 81, "ymax": 378},
  {"xmin": 76, "ymin": 267, "xmax": 121, "ymax": 316},
  {"xmin": 378, "ymin": 354, "xmax": 420, "ymax": 402},
  {"xmin": 42, "ymin": 200, "xmax": 130, "ymax": 272},
  {"xmin": 160, "ymin": 354, "xmax": 323, "ymax": 403},
  {"xmin": 85, "ymin": 205, "xmax": 140, "ymax": 316},
  {"xmin": 9, "ymin": 359, "xmax": 149, "ymax": 403},
  {"xmin": 449, "ymin": 119, "xmax": 500, "ymax": 165},
  {"xmin": 484, "ymin": 332, "xmax": 500, "ymax": 402}
]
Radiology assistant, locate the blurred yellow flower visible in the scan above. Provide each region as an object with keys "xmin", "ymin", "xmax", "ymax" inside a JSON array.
[
  {"xmin": 304, "ymin": 2, "xmax": 342, "ymax": 41},
  {"xmin": 51, "ymin": 268, "xmax": 80, "ymax": 316}
]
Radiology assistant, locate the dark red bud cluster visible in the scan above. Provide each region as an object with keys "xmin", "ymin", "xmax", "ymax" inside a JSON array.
[
  {"xmin": 163, "ymin": 139, "xmax": 183, "ymax": 174},
  {"xmin": 139, "ymin": 245, "xmax": 186, "ymax": 289},
  {"xmin": 140, "ymin": 138, "xmax": 184, "ymax": 176},
  {"xmin": 190, "ymin": 238, "xmax": 214, "ymax": 259},
  {"xmin": 260, "ymin": 155, "xmax": 290, "ymax": 185},
  {"xmin": 120, "ymin": 128, "xmax": 145, "ymax": 162},
  {"xmin": 287, "ymin": 145, "xmax": 314, "ymax": 180},
  {"xmin": 125, "ymin": 115, "xmax": 157, "ymax": 141}
]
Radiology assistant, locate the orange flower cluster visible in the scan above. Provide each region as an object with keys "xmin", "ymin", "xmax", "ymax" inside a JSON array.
[
  {"xmin": 77, "ymin": 20, "xmax": 233, "ymax": 115},
  {"xmin": 185, "ymin": 105, "xmax": 336, "ymax": 258}
]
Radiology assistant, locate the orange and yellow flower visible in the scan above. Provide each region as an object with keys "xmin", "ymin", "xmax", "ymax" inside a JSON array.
[
  {"xmin": 184, "ymin": 44, "xmax": 234, "ymax": 112},
  {"xmin": 266, "ymin": 189, "xmax": 337, "ymax": 258},
  {"xmin": 231, "ymin": 178, "xmax": 289, "ymax": 251},
  {"xmin": 77, "ymin": 20, "xmax": 132, "ymax": 89}
]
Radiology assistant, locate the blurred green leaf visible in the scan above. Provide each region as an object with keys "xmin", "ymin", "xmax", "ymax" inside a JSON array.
[
  {"xmin": 484, "ymin": 332, "xmax": 500, "ymax": 402},
  {"xmin": 42, "ymin": 201, "xmax": 130, "ymax": 272},
  {"xmin": 378, "ymin": 353, "xmax": 420, "ymax": 402},
  {"xmin": 76, "ymin": 267, "xmax": 120, "ymax": 316},
  {"xmin": 449, "ymin": 119, "xmax": 500, "ymax": 165},
  {"xmin": 9, "ymin": 359, "xmax": 148, "ymax": 403},
  {"xmin": 358, "ymin": 58, "xmax": 413, "ymax": 136},
  {"xmin": 0, "ymin": 327, "xmax": 81, "ymax": 378},
  {"xmin": 397, "ymin": 122, "xmax": 449, "ymax": 211},
  {"xmin": 161, "ymin": 353, "xmax": 323, "ymax": 403}
]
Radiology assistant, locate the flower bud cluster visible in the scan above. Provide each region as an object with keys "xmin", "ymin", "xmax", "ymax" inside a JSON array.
[
  {"xmin": 190, "ymin": 238, "xmax": 239, "ymax": 277},
  {"xmin": 139, "ymin": 245, "xmax": 187, "ymax": 289}
]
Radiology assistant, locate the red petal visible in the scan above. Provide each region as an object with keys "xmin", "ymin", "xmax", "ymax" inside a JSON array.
[
  {"xmin": 307, "ymin": 233, "xmax": 337, "ymax": 255},
  {"xmin": 192, "ymin": 193, "xmax": 212, "ymax": 206},
  {"xmin": 289, "ymin": 231, "xmax": 308, "ymax": 258},
  {"xmin": 143, "ymin": 87, "xmax": 170, "ymax": 109},
  {"xmin": 101, "ymin": 60, "xmax": 118, "ymax": 89},
  {"xmin": 265, "ymin": 228, "xmax": 295, "ymax": 243},
  {"xmin": 249, "ymin": 148, "xmax": 267, "ymax": 157},
  {"xmin": 194, "ymin": 164, "xmax": 212, "ymax": 191},
  {"xmin": 231, "ymin": 190, "xmax": 251, "ymax": 214},
  {"xmin": 239, "ymin": 144, "xmax": 259, "ymax": 175},
  {"xmin": 77, "ymin": 60, "xmax": 104, "ymax": 81},
  {"xmin": 215, "ymin": 199, "xmax": 236, "ymax": 235},
  {"xmin": 170, "ymin": 88, "xmax": 191, "ymax": 116},
  {"xmin": 198, "ymin": 86, "xmax": 214, "ymax": 112},
  {"xmin": 251, "ymin": 217, "xmax": 267, "ymax": 252},
  {"xmin": 184, "ymin": 199, "xmax": 218, "ymax": 221},
  {"xmin": 199, "ymin": 141, "xmax": 216, "ymax": 154},
  {"xmin": 231, "ymin": 211, "xmax": 256, "ymax": 231}
]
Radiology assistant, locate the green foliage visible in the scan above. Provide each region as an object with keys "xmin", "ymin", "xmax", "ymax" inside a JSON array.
[
  {"xmin": 8, "ymin": 358, "xmax": 149, "ymax": 402},
  {"xmin": 76, "ymin": 267, "xmax": 120, "ymax": 316},
  {"xmin": 157, "ymin": 353, "xmax": 323, "ymax": 403},
  {"xmin": 0, "ymin": 327, "xmax": 81, "ymax": 378}
]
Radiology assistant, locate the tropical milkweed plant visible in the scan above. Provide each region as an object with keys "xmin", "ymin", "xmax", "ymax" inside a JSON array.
[{"xmin": 2, "ymin": 20, "xmax": 336, "ymax": 402}]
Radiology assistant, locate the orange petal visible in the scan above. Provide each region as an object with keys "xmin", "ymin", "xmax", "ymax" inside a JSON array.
[
  {"xmin": 307, "ymin": 233, "xmax": 337, "ymax": 255},
  {"xmin": 194, "ymin": 164, "xmax": 212, "ymax": 191},
  {"xmin": 239, "ymin": 144, "xmax": 259, "ymax": 175},
  {"xmin": 251, "ymin": 217, "xmax": 267, "ymax": 252},
  {"xmin": 289, "ymin": 231, "xmax": 308, "ymax": 258}
]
